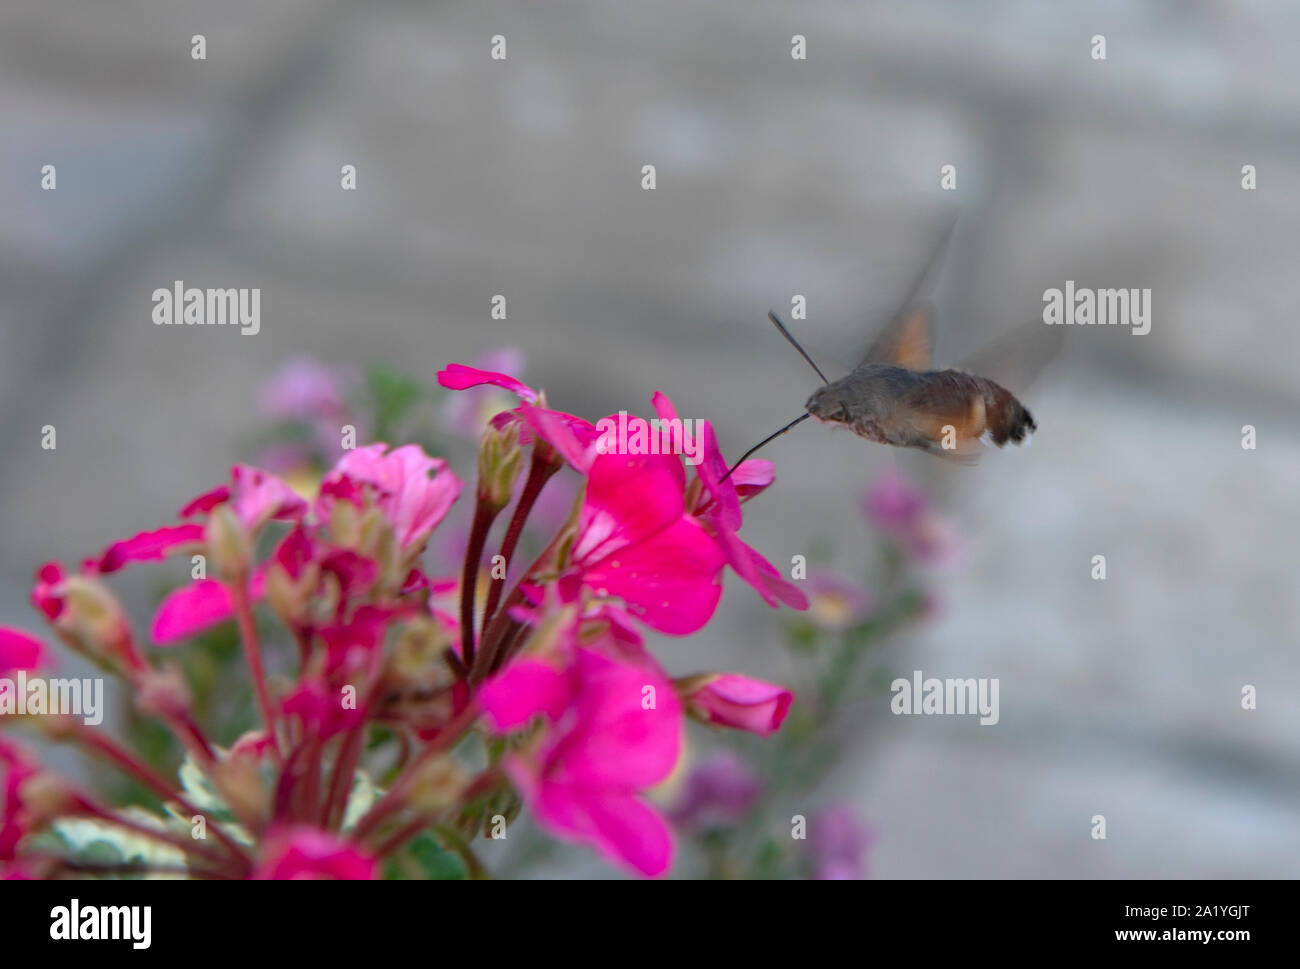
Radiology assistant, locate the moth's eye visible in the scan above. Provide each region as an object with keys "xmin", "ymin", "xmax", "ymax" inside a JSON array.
[{"xmin": 808, "ymin": 392, "xmax": 845, "ymax": 421}]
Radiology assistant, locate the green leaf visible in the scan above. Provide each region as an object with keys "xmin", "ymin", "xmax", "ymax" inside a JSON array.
[
  {"xmin": 366, "ymin": 364, "xmax": 424, "ymax": 440},
  {"xmin": 383, "ymin": 831, "xmax": 467, "ymax": 880}
]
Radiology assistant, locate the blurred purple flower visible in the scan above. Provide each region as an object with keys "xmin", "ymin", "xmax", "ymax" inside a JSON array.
[
  {"xmin": 440, "ymin": 347, "xmax": 526, "ymax": 440},
  {"xmin": 260, "ymin": 358, "xmax": 357, "ymax": 422},
  {"xmin": 861, "ymin": 469, "xmax": 962, "ymax": 569},
  {"xmin": 805, "ymin": 570, "xmax": 871, "ymax": 631},
  {"xmin": 808, "ymin": 804, "xmax": 874, "ymax": 880},
  {"xmin": 258, "ymin": 358, "xmax": 362, "ymax": 465},
  {"xmin": 670, "ymin": 751, "xmax": 762, "ymax": 829}
]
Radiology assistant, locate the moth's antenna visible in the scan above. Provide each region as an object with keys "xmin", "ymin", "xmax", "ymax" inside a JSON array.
[
  {"xmin": 720, "ymin": 413, "xmax": 811, "ymax": 483},
  {"xmin": 768, "ymin": 311, "xmax": 829, "ymax": 384}
]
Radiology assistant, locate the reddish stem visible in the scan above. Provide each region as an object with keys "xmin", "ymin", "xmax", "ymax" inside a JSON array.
[
  {"xmin": 350, "ymin": 703, "xmax": 479, "ymax": 842},
  {"xmin": 459, "ymin": 498, "xmax": 501, "ymax": 671},
  {"xmin": 73, "ymin": 726, "xmax": 251, "ymax": 871},
  {"xmin": 230, "ymin": 577, "xmax": 281, "ymax": 763},
  {"xmin": 481, "ymin": 453, "xmax": 558, "ymax": 637}
]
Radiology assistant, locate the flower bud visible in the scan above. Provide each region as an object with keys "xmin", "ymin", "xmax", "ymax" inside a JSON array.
[
  {"xmin": 357, "ymin": 507, "xmax": 402, "ymax": 591},
  {"xmin": 477, "ymin": 422, "xmax": 523, "ymax": 510},
  {"xmin": 409, "ymin": 756, "xmax": 469, "ymax": 813},
  {"xmin": 206, "ymin": 503, "xmax": 252, "ymax": 581},
  {"xmin": 132, "ymin": 664, "xmax": 193, "ymax": 720},
  {"xmin": 212, "ymin": 753, "xmax": 269, "ymax": 824},
  {"xmin": 676, "ymin": 673, "xmax": 793, "ymax": 738},
  {"xmin": 52, "ymin": 575, "xmax": 133, "ymax": 668},
  {"xmin": 327, "ymin": 498, "xmax": 362, "ymax": 548},
  {"xmin": 17, "ymin": 771, "xmax": 75, "ymax": 828}
]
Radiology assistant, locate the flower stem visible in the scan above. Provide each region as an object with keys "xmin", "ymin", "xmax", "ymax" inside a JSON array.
[
  {"xmin": 73, "ymin": 726, "xmax": 252, "ymax": 871},
  {"xmin": 230, "ymin": 577, "xmax": 281, "ymax": 763},
  {"xmin": 350, "ymin": 702, "xmax": 479, "ymax": 842},
  {"xmin": 78, "ymin": 799, "xmax": 229, "ymax": 868},
  {"xmin": 459, "ymin": 499, "xmax": 502, "ymax": 672},
  {"xmin": 481, "ymin": 452, "xmax": 557, "ymax": 637}
]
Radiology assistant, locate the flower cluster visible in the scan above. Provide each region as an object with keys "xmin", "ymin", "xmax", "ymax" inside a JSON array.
[{"xmin": 0, "ymin": 362, "xmax": 805, "ymax": 879}]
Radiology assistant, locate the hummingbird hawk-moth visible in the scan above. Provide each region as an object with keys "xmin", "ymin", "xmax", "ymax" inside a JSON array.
[{"xmin": 724, "ymin": 229, "xmax": 1056, "ymax": 476}]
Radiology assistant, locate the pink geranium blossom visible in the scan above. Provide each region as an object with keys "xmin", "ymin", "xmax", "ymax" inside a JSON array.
[
  {"xmin": 180, "ymin": 464, "xmax": 307, "ymax": 532},
  {"xmin": 318, "ymin": 444, "xmax": 461, "ymax": 551},
  {"xmin": 561, "ymin": 449, "xmax": 725, "ymax": 635},
  {"xmin": 650, "ymin": 393, "xmax": 807, "ymax": 613},
  {"xmin": 480, "ymin": 646, "xmax": 683, "ymax": 878},
  {"xmin": 254, "ymin": 827, "xmax": 377, "ymax": 880}
]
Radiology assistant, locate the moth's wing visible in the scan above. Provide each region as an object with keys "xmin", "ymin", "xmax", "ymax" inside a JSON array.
[
  {"xmin": 859, "ymin": 301, "xmax": 933, "ymax": 371},
  {"xmin": 955, "ymin": 319, "xmax": 1064, "ymax": 395},
  {"xmin": 856, "ymin": 214, "xmax": 957, "ymax": 370},
  {"xmin": 754, "ymin": 209, "xmax": 958, "ymax": 375}
]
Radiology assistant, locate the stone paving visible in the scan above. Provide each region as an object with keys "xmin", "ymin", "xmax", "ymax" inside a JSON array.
[{"xmin": 1, "ymin": 0, "xmax": 1297, "ymax": 876}]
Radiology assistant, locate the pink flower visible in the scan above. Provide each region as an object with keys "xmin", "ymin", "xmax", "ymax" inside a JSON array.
[
  {"xmin": 480, "ymin": 647, "xmax": 683, "ymax": 878},
  {"xmin": 318, "ymin": 443, "xmax": 461, "ymax": 551},
  {"xmin": 181, "ymin": 464, "xmax": 307, "ymax": 532},
  {"xmin": 650, "ymin": 393, "xmax": 807, "ymax": 613},
  {"xmin": 30, "ymin": 562, "xmax": 68, "ymax": 622},
  {"xmin": 254, "ymin": 826, "xmax": 377, "ymax": 880},
  {"xmin": 680, "ymin": 673, "xmax": 792, "ymax": 737},
  {"xmin": 861, "ymin": 469, "xmax": 962, "ymax": 568},
  {"xmin": 436, "ymin": 363, "xmax": 600, "ymax": 471},
  {"xmin": 561, "ymin": 449, "xmax": 725, "ymax": 635},
  {"xmin": 0, "ymin": 628, "xmax": 47, "ymax": 675}
]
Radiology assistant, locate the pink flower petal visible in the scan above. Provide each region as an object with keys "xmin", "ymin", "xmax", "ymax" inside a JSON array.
[
  {"xmin": 579, "ymin": 517, "xmax": 725, "ymax": 635},
  {"xmin": 150, "ymin": 580, "xmax": 234, "ymax": 645},
  {"xmin": 0, "ymin": 628, "xmax": 48, "ymax": 673},
  {"xmin": 437, "ymin": 364, "xmax": 537, "ymax": 402},
  {"xmin": 95, "ymin": 524, "xmax": 205, "ymax": 574},
  {"xmin": 514, "ymin": 404, "xmax": 601, "ymax": 472},
  {"xmin": 479, "ymin": 660, "xmax": 575, "ymax": 732},
  {"xmin": 553, "ymin": 648, "xmax": 682, "ymax": 787},
  {"xmin": 533, "ymin": 784, "xmax": 675, "ymax": 878},
  {"xmin": 179, "ymin": 484, "xmax": 230, "ymax": 519},
  {"xmin": 716, "ymin": 529, "xmax": 808, "ymax": 611},
  {"xmin": 572, "ymin": 450, "xmax": 687, "ymax": 564},
  {"xmin": 254, "ymin": 827, "xmax": 377, "ymax": 880}
]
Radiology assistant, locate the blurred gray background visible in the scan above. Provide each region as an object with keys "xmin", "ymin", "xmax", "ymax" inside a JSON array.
[{"xmin": 2, "ymin": 0, "xmax": 1298, "ymax": 877}]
